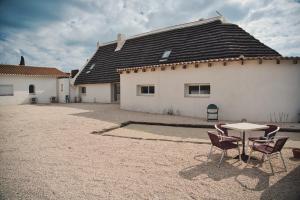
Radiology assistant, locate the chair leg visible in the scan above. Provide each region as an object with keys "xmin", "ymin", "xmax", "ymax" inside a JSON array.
[
  {"xmin": 279, "ymin": 152, "xmax": 287, "ymax": 172},
  {"xmin": 247, "ymin": 136, "xmax": 251, "ymax": 153},
  {"xmin": 246, "ymin": 148, "xmax": 253, "ymax": 166},
  {"xmin": 237, "ymin": 144, "xmax": 241, "ymax": 161},
  {"xmin": 207, "ymin": 145, "xmax": 213, "ymax": 163},
  {"xmin": 266, "ymin": 154, "xmax": 274, "ymax": 174},
  {"xmin": 218, "ymin": 150, "xmax": 225, "ymax": 168},
  {"xmin": 261, "ymin": 154, "xmax": 265, "ymax": 162}
]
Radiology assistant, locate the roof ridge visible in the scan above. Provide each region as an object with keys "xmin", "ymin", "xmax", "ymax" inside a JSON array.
[{"xmin": 99, "ymin": 16, "xmax": 224, "ymax": 47}]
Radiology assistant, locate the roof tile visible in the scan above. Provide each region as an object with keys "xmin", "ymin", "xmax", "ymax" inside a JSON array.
[
  {"xmin": 75, "ymin": 19, "xmax": 280, "ymax": 85},
  {"xmin": 0, "ymin": 64, "xmax": 68, "ymax": 77}
]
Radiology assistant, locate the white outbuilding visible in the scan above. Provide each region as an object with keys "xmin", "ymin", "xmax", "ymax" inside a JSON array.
[{"xmin": 0, "ymin": 64, "xmax": 69, "ymax": 105}]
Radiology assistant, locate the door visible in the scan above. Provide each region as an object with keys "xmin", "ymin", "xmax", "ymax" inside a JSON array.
[{"xmin": 112, "ymin": 83, "xmax": 120, "ymax": 103}]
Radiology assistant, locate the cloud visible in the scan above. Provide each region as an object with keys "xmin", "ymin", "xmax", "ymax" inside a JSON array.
[{"xmin": 0, "ymin": 0, "xmax": 299, "ymax": 71}]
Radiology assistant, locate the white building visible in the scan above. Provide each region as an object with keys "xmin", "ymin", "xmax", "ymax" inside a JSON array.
[
  {"xmin": 0, "ymin": 64, "xmax": 69, "ymax": 105},
  {"xmin": 73, "ymin": 16, "xmax": 300, "ymax": 122}
]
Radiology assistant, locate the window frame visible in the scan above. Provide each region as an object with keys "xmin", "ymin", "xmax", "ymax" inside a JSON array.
[
  {"xmin": 80, "ymin": 87, "xmax": 86, "ymax": 95},
  {"xmin": 0, "ymin": 84, "xmax": 14, "ymax": 96},
  {"xmin": 185, "ymin": 83, "xmax": 210, "ymax": 97},
  {"xmin": 137, "ymin": 85, "xmax": 155, "ymax": 96},
  {"xmin": 159, "ymin": 50, "xmax": 172, "ymax": 62},
  {"xmin": 29, "ymin": 84, "xmax": 35, "ymax": 94}
]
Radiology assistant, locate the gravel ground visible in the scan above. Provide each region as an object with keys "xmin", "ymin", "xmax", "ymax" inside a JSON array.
[{"xmin": 0, "ymin": 104, "xmax": 299, "ymax": 200}]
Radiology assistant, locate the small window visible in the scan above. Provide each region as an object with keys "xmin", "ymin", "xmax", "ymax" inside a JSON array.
[
  {"xmin": 185, "ymin": 84, "xmax": 210, "ymax": 97},
  {"xmin": 0, "ymin": 85, "xmax": 13, "ymax": 96},
  {"xmin": 29, "ymin": 84, "xmax": 35, "ymax": 94},
  {"xmin": 137, "ymin": 85, "xmax": 155, "ymax": 96},
  {"xmin": 89, "ymin": 63, "xmax": 95, "ymax": 70},
  {"xmin": 60, "ymin": 84, "xmax": 63, "ymax": 92},
  {"xmin": 81, "ymin": 87, "xmax": 86, "ymax": 94},
  {"xmin": 159, "ymin": 50, "xmax": 171, "ymax": 62},
  {"xmin": 86, "ymin": 70, "xmax": 91, "ymax": 74},
  {"xmin": 162, "ymin": 50, "xmax": 171, "ymax": 58}
]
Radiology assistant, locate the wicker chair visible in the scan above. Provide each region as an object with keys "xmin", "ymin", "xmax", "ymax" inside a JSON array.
[
  {"xmin": 215, "ymin": 123, "xmax": 241, "ymax": 142},
  {"xmin": 207, "ymin": 131, "xmax": 241, "ymax": 167},
  {"xmin": 247, "ymin": 137, "xmax": 288, "ymax": 174}
]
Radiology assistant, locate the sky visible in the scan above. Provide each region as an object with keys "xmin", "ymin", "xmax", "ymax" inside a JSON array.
[{"xmin": 0, "ymin": 0, "xmax": 299, "ymax": 72}]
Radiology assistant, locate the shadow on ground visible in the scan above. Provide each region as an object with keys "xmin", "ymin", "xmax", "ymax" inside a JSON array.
[
  {"xmin": 179, "ymin": 154, "xmax": 271, "ymax": 191},
  {"xmin": 180, "ymin": 153, "xmax": 300, "ymax": 198},
  {"xmin": 260, "ymin": 165, "xmax": 300, "ymax": 200}
]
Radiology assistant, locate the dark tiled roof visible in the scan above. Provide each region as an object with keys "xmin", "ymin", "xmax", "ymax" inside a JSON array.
[
  {"xmin": 0, "ymin": 64, "xmax": 68, "ymax": 77},
  {"xmin": 75, "ymin": 19, "xmax": 280, "ymax": 85}
]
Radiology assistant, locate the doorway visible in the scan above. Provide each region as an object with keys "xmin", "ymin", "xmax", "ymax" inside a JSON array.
[{"xmin": 111, "ymin": 83, "xmax": 120, "ymax": 103}]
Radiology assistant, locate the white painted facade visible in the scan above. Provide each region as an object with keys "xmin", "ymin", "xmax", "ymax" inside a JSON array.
[
  {"xmin": 120, "ymin": 60, "xmax": 300, "ymax": 122},
  {"xmin": 78, "ymin": 83, "xmax": 112, "ymax": 103},
  {"xmin": 0, "ymin": 75, "xmax": 58, "ymax": 105},
  {"xmin": 58, "ymin": 78, "xmax": 70, "ymax": 103}
]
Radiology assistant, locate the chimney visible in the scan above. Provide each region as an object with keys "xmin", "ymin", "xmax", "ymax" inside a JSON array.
[
  {"xmin": 115, "ymin": 33, "xmax": 126, "ymax": 51},
  {"xmin": 19, "ymin": 56, "xmax": 25, "ymax": 65},
  {"xmin": 71, "ymin": 69, "xmax": 79, "ymax": 78}
]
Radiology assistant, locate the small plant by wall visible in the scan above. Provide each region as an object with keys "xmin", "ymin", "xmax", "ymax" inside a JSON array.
[{"xmin": 269, "ymin": 112, "xmax": 289, "ymax": 123}]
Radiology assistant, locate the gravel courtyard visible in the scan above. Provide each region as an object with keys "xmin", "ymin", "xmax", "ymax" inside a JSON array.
[{"xmin": 0, "ymin": 104, "xmax": 299, "ymax": 200}]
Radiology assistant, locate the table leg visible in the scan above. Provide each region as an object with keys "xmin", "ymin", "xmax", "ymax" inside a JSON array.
[
  {"xmin": 235, "ymin": 130, "xmax": 251, "ymax": 162},
  {"xmin": 242, "ymin": 130, "xmax": 245, "ymax": 156}
]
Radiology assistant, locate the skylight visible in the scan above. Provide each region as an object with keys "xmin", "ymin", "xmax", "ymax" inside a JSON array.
[
  {"xmin": 162, "ymin": 50, "xmax": 171, "ymax": 59},
  {"xmin": 86, "ymin": 70, "xmax": 91, "ymax": 74},
  {"xmin": 160, "ymin": 50, "xmax": 171, "ymax": 62},
  {"xmin": 89, "ymin": 63, "xmax": 95, "ymax": 70}
]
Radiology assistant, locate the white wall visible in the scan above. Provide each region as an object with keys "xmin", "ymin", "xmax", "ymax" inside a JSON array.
[
  {"xmin": 58, "ymin": 78, "xmax": 70, "ymax": 103},
  {"xmin": 79, "ymin": 83, "xmax": 111, "ymax": 103},
  {"xmin": 0, "ymin": 75, "xmax": 58, "ymax": 105},
  {"xmin": 69, "ymin": 84, "xmax": 79, "ymax": 103},
  {"xmin": 120, "ymin": 60, "xmax": 300, "ymax": 122}
]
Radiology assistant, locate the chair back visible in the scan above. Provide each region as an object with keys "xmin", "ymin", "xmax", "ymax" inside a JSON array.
[
  {"xmin": 215, "ymin": 123, "xmax": 228, "ymax": 136},
  {"xmin": 207, "ymin": 131, "xmax": 221, "ymax": 148},
  {"xmin": 264, "ymin": 124, "xmax": 280, "ymax": 139},
  {"xmin": 272, "ymin": 137, "xmax": 288, "ymax": 153},
  {"xmin": 207, "ymin": 104, "xmax": 218, "ymax": 112}
]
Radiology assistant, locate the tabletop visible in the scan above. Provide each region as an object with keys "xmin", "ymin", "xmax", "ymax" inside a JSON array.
[{"xmin": 222, "ymin": 122, "xmax": 269, "ymax": 131}]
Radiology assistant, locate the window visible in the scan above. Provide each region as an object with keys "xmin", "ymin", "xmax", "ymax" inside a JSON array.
[
  {"xmin": 80, "ymin": 87, "xmax": 86, "ymax": 94},
  {"xmin": 60, "ymin": 84, "xmax": 63, "ymax": 92},
  {"xmin": 185, "ymin": 84, "xmax": 210, "ymax": 97},
  {"xmin": 137, "ymin": 85, "xmax": 155, "ymax": 96},
  {"xmin": 0, "ymin": 85, "xmax": 13, "ymax": 96},
  {"xmin": 89, "ymin": 63, "xmax": 95, "ymax": 70},
  {"xmin": 86, "ymin": 70, "xmax": 91, "ymax": 74},
  {"xmin": 29, "ymin": 84, "xmax": 35, "ymax": 94},
  {"xmin": 162, "ymin": 50, "xmax": 171, "ymax": 59},
  {"xmin": 159, "ymin": 50, "xmax": 171, "ymax": 62}
]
